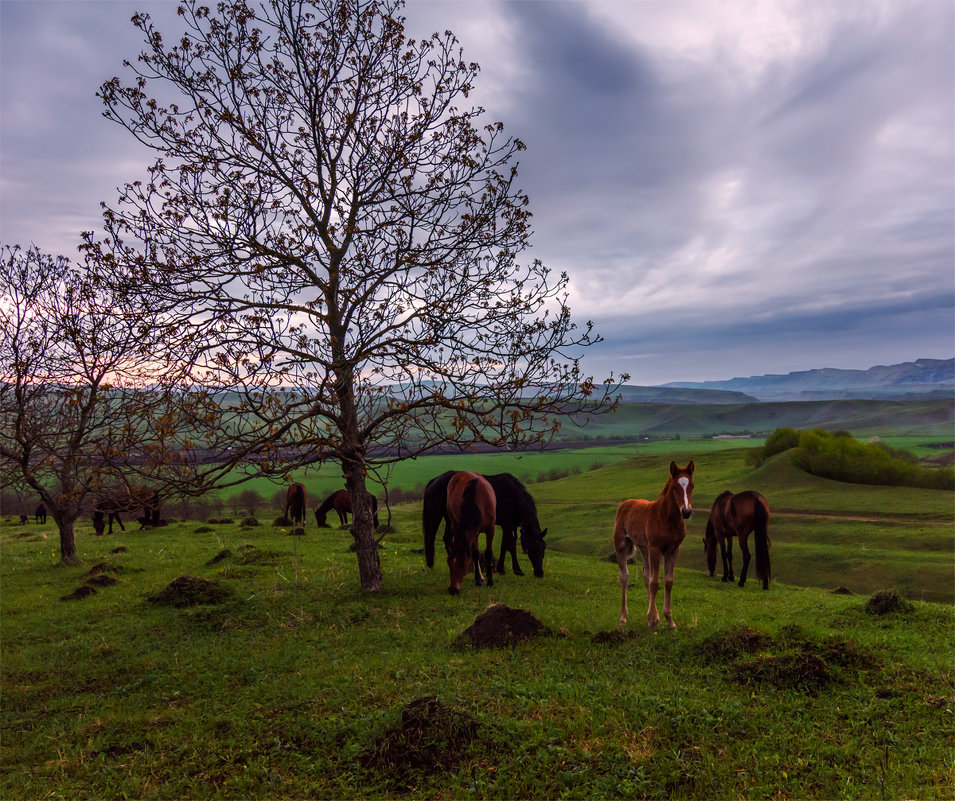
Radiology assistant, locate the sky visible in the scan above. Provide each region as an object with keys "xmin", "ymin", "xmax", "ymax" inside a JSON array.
[{"xmin": 1, "ymin": 0, "xmax": 953, "ymax": 386}]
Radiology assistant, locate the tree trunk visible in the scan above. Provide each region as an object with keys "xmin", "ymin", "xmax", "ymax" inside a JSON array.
[
  {"xmin": 343, "ymin": 455, "xmax": 382, "ymax": 592},
  {"xmin": 55, "ymin": 513, "xmax": 79, "ymax": 565}
]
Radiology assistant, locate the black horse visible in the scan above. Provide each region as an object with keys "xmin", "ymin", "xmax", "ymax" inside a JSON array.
[
  {"xmin": 423, "ymin": 471, "xmax": 547, "ymax": 577},
  {"xmin": 35, "ymin": 503, "xmax": 47, "ymax": 524}
]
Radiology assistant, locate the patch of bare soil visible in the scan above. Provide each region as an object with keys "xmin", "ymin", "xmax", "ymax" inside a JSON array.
[
  {"xmin": 147, "ymin": 575, "xmax": 234, "ymax": 608},
  {"xmin": 454, "ymin": 604, "xmax": 549, "ymax": 648},
  {"xmin": 865, "ymin": 589, "xmax": 914, "ymax": 616},
  {"xmin": 85, "ymin": 574, "xmax": 118, "ymax": 588},
  {"xmin": 361, "ymin": 697, "xmax": 479, "ymax": 784},
  {"xmin": 86, "ymin": 562, "xmax": 119, "ymax": 577}
]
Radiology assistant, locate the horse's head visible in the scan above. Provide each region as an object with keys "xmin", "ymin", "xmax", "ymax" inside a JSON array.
[
  {"xmin": 520, "ymin": 525, "xmax": 547, "ymax": 578},
  {"xmin": 446, "ymin": 532, "xmax": 473, "ymax": 595},
  {"xmin": 669, "ymin": 460, "xmax": 695, "ymax": 519}
]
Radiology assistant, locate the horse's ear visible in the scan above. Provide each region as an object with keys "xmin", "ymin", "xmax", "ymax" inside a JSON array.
[
  {"xmin": 687, "ymin": 460, "xmax": 695, "ymax": 475},
  {"xmin": 541, "ymin": 528, "xmax": 548, "ymax": 539},
  {"xmin": 669, "ymin": 461, "xmax": 678, "ymax": 476}
]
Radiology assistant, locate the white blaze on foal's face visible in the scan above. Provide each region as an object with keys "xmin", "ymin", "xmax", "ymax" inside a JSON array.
[{"xmin": 677, "ymin": 476, "xmax": 692, "ymax": 512}]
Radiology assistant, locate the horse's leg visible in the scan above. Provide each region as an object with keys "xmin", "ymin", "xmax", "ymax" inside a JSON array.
[
  {"xmin": 507, "ymin": 525, "xmax": 524, "ymax": 576},
  {"xmin": 484, "ymin": 529, "xmax": 495, "ymax": 587},
  {"xmin": 723, "ymin": 534, "xmax": 735, "ymax": 582},
  {"xmin": 662, "ymin": 546, "xmax": 680, "ymax": 630},
  {"xmin": 738, "ymin": 533, "xmax": 751, "ymax": 587},
  {"xmin": 472, "ymin": 541, "xmax": 485, "ymax": 586},
  {"xmin": 496, "ymin": 527, "xmax": 511, "ymax": 574},
  {"xmin": 645, "ymin": 547, "xmax": 662, "ymax": 632},
  {"xmin": 616, "ymin": 548, "xmax": 630, "ymax": 627}
]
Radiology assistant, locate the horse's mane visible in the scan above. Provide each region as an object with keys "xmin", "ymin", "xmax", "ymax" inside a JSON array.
[
  {"xmin": 489, "ymin": 473, "xmax": 539, "ymax": 520},
  {"xmin": 453, "ymin": 478, "xmax": 484, "ymax": 552},
  {"xmin": 315, "ymin": 491, "xmax": 340, "ymax": 516}
]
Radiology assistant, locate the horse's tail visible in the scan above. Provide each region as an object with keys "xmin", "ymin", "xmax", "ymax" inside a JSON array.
[
  {"xmin": 753, "ymin": 496, "xmax": 771, "ymax": 586},
  {"xmin": 422, "ymin": 473, "xmax": 451, "ymax": 569},
  {"xmin": 372, "ymin": 495, "xmax": 380, "ymax": 528}
]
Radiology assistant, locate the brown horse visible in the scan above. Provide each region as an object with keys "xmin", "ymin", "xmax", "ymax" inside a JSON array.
[
  {"xmin": 93, "ymin": 488, "xmax": 159, "ymax": 535},
  {"xmin": 704, "ymin": 490, "xmax": 771, "ymax": 589},
  {"xmin": 445, "ymin": 471, "xmax": 496, "ymax": 595},
  {"xmin": 285, "ymin": 483, "xmax": 307, "ymax": 534},
  {"xmin": 613, "ymin": 461, "xmax": 695, "ymax": 630},
  {"xmin": 314, "ymin": 489, "xmax": 379, "ymax": 528}
]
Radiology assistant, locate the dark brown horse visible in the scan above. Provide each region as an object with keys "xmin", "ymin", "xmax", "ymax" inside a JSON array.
[
  {"xmin": 445, "ymin": 471, "xmax": 496, "ymax": 595},
  {"xmin": 285, "ymin": 483, "xmax": 307, "ymax": 533},
  {"xmin": 613, "ymin": 461, "xmax": 694, "ymax": 630},
  {"xmin": 314, "ymin": 489, "xmax": 379, "ymax": 528},
  {"xmin": 35, "ymin": 503, "xmax": 47, "ymax": 524},
  {"xmin": 422, "ymin": 471, "xmax": 547, "ymax": 577},
  {"xmin": 704, "ymin": 490, "xmax": 771, "ymax": 589},
  {"xmin": 93, "ymin": 489, "xmax": 159, "ymax": 535}
]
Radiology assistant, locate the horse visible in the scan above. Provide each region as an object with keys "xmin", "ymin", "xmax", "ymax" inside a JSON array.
[
  {"xmin": 285, "ymin": 483, "xmax": 307, "ymax": 534},
  {"xmin": 445, "ymin": 471, "xmax": 496, "ymax": 595},
  {"xmin": 35, "ymin": 503, "xmax": 47, "ymax": 524},
  {"xmin": 314, "ymin": 489, "xmax": 379, "ymax": 528},
  {"xmin": 704, "ymin": 490, "xmax": 771, "ymax": 589},
  {"xmin": 613, "ymin": 460, "xmax": 695, "ymax": 631},
  {"xmin": 422, "ymin": 471, "xmax": 547, "ymax": 577},
  {"xmin": 93, "ymin": 488, "xmax": 160, "ymax": 535}
]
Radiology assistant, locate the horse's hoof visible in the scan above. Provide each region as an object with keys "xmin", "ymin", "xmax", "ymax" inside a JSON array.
[
  {"xmin": 514, "ymin": 569, "xmax": 525, "ymax": 577},
  {"xmin": 738, "ymin": 580, "xmax": 746, "ymax": 588},
  {"xmin": 721, "ymin": 576, "xmax": 729, "ymax": 583},
  {"xmin": 448, "ymin": 587, "xmax": 460, "ymax": 596}
]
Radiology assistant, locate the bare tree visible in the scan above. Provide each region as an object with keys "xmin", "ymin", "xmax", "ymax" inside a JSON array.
[
  {"xmin": 86, "ymin": 0, "xmax": 624, "ymax": 591},
  {"xmin": 0, "ymin": 245, "xmax": 165, "ymax": 563}
]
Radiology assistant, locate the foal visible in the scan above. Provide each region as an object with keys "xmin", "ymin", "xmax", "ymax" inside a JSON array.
[{"xmin": 613, "ymin": 461, "xmax": 695, "ymax": 631}]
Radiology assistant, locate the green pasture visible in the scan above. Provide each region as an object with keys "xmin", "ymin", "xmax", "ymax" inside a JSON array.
[{"xmin": 2, "ymin": 504, "xmax": 952, "ymax": 800}]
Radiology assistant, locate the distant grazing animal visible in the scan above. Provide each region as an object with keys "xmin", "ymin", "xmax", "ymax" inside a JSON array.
[
  {"xmin": 285, "ymin": 483, "xmax": 307, "ymax": 533},
  {"xmin": 422, "ymin": 471, "xmax": 547, "ymax": 577},
  {"xmin": 704, "ymin": 490, "xmax": 771, "ymax": 589},
  {"xmin": 445, "ymin": 471, "xmax": 497, "ymax": 595},
  {"xmin": 613, "ymin": 461, "xmax": 695, "ymax": 631},
  {"xmin": 35, "ymin": 503, "xmax": 47, "ymax": 524},
  {"xmin": 19, "ymin": 515, "xmax": 28, "ymax": 525},
  {"xmin": 93, "ymin": 489, "xmax": 160, "ymax": 535},
  {"xmin": 314, "ymin": 489, "xmax": 379, "ymax": 528}
]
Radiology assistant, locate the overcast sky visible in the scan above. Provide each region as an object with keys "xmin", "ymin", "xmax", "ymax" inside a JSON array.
[{"xmin": 2, "ymin": 0, "xmax": 953, "ymax": 385}]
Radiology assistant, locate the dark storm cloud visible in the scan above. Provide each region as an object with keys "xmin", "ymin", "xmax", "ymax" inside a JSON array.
[{"xmin": 1, "ymin": 0, "xmax": 952, "ymax": 385}]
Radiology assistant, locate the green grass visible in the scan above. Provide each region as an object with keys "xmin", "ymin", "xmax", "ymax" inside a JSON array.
[{"xmin": 2, "ymin": 486, "xmax": 953, "ymax": 800}]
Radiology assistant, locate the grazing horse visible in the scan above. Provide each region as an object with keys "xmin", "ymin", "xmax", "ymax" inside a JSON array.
[
  {"xmin": 285, "ymin": 483, "xmax": 307, "ymax": 534},
  {"xmin": 422, "ymin": 471, "xmax": 547, "ymax": 577},
  {"xmin": 445, "ymin": 472, "xmax": 497, "ymax": 595},
  {"xmin": 704, "ymin": 490, "xmax": 771, "ymax": 589},
  {"xmin": 93, "ymin": 489, "xmax": 160, "ymax": 535},
  {"xmin": 35, "ymin": 503, "xmax": 47, "ymax": 524},
  {"xmin": 314, "ymin": 489, "xmax": 379, "ymax": 528},
  {"xmin": 613, "ymin": 461, "xmax": 695, "ymax": 631}
]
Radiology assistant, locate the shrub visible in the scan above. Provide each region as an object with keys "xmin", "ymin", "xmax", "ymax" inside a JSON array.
[{"xmin": 762, "ymin": 427, "xmax": 800, "ymax": 459}]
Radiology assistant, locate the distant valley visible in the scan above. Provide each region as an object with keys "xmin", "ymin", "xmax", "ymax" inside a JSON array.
[{"xmin": 650, "ymin": 357, "xmax": 954, "ymax": 402}]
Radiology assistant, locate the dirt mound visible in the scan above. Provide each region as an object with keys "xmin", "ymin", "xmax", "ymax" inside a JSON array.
[
  {"xmin": 86, "ymin": 562, "xmax": 119, "ymax": 577},
  {"xmin": 147, "ymin": 576, "xmax": 234, "ymax": 608},
  {"xmin": 60, "ymin": 584, "xmax": 97, "ymax": 601},
  {"xmin": 206, "ymin": 549, "xmax": 232, "ymax": 565},
  {"xmin": 830, "ymin": 586, "xmax": 853, "ymax": 595},
  {"xmin": 455, "ymin": 604, "xmax": 549, "ymax": 649},
  {"xmin": 111, "ymin": 546, "xmax": 128, "ymax": 554},
  {"xmin": 85, "ymin": 574, "xmax": 117, "ymax": 587},
  {"xmin": 362, "ymin": 697, "xmax": 478, "ymax": 780},
  {"xmin": 865, "ymin": 589, "xmax": 913, "ymax": 616},
  {"xmin": 732, "ymin": 651, "xmax": 832, "ymax": 693},
  {"xmin": 701, "ymin": 626, "xmax": 774, "ymax": 661}
]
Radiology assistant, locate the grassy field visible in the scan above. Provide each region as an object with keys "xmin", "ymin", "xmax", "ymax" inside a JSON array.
[{"xmin": 2, "ymin": 446, "xmax": 953, "ymax": 799}]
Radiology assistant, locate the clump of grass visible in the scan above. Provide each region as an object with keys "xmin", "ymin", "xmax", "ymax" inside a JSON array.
[
  {"xmin": 865, "ymin": 589, "xmax": 914, "ymax": 616},
  {"xmin": 240, "ymin": 517, "xmax": 259, "ymax": 527},
  {"xmin": 700, "ymin": 625, "xmax": 774, "ymax": 661}
]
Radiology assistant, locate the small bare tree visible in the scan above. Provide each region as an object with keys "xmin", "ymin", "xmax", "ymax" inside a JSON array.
[
  {"xmin": 0, "ymin": 245, "xmax": 165, "ymax": 563},
  {"xmin": 87, "ymin": 0, "xmax": 624, "ymax": 590}
]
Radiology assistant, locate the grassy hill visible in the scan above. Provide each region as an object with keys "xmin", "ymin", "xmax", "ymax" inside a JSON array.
[{"xmin": 2, "ymin": 448, "xmax": 952, "ymax": 799}]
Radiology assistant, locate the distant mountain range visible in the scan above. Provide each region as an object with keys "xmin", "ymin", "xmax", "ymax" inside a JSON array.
[{"xmin": 652, "ymin": 358, "xmax": 954, "ymax": 402}]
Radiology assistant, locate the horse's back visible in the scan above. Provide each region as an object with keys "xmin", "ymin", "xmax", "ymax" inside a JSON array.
[
  {"xmin": 613, "ymin": 498, "xmax": 653, "ymax": 547},
  {"xmin": 447, "ymin": 471, "xmax": 495, "ymax": 527}
]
